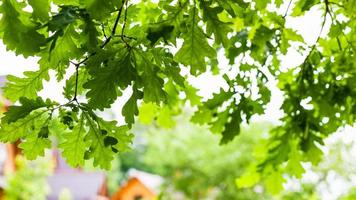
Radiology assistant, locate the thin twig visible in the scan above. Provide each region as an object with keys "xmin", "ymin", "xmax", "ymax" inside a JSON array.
[
  {"xmin": 302, "ymin": 0, "xmax": 329, "ymax": 62},
  {"xmin": 73, "ymin": 1, "xmax": 126, "ymax": 67},
  {"xmin": 72, "ymin": 64, "xmax": 79, "ymax": 101},
  {"xmin": 100, "ymin": 0, "xmax": 126, "ymax": 48},
  {"xmin": 121, "ymin": 0, "xmax": 130, "ymax": 47},
  {"xmin": 296, "ymin": 0, "xmax": 330, "ymax": 83},
  {"xmin": 315, "ymin": 0, "xmax": 329, "ymax": 45},
  {"xmin": 101, "ymin": 24, "xmax": 108, "ymax": 39},
  {"xmin": 70, "ymin": 1, "xmax": 127, "ymax": 101},
  {"xmin": 283, "ymin": 0, "xmax": 293, "ymax": 18},
  {"xmin": 113, "ymin": 34, "xmax": 137, "ymax": 40}
]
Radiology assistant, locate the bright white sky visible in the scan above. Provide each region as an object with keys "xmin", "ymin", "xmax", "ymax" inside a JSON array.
[{"xmin": 0, "ymin": 3, "xmax": 355, "ymax": 199}]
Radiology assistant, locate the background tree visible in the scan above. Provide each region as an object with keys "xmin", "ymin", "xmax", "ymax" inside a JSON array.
[
  {"xmin": 0, "ymin": 0, "xmax": 355, "ymax": 193},
  {"xmin": 111, "ymin": 117, "xmax": 356, "ymax": 199},
  {"xmin": 4, "ymin": 156, "xmax": 53, "ymax": 200},
  {"xmin": 113, "ymin": 118, "xmax": 273, "ymax": 199}
]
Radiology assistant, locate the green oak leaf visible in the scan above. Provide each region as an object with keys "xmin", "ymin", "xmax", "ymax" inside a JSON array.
[
  {"xmin": 191, "ymin": 108, "xmax": 213, "ymax": 125},
  {"xmin": 46, "ymin": 25, "xmax": 83, "ymax": 80},
  {"xmin": 200, "ymin": 3, "xmax": 232, "ymax": 47},
  {"xmin": 122, "ymin": 88, "xmax": 143, "ymax": 127},
  {"xmin": 2, "ymin": 97, "xmax": 53, "ymax": 124},
  {"xmin": 142, "ymin": 66, "xmax": 167, "ymax": 104},
  {"xmin": 83, "ymin": 112, "xmax": 114, "ymax": 169},
  {"xmin": 236, "ymin": 168, "xmax": 261, "ymax": 188},
  {"xmin": 291, "ymin": 0, "xmax": 319, "ymax": 16},
  {"xmin": 3, "ymin": 67, "xmax": 50, "ymax": 102},
  {"xmin": 84, "ymin": 64, "xmax": 122, "ymax": 109},
  {"xmin": 264, "ymin": 171, "xmax": 285, "ymax": 194},
  {"xmin": 97, "ymin": 119, "xmax": 133, "ymax": 153},
  {"xmin": 146, "ymin": 24, "xmax": 175, "ymax": 45},
  {"xmin": 138, "ymin": 102, "xmax": 158, "ymax": 124},
  {"xmin": 0, "ymin": 109, "xmax": 50, "ymax": 142},
  {"xmin": 183, "ymin": 83, "xmax": 201, "ymax": 106},
  {"xmin": 205, "ymin": 88, "xmax": 234, "ymax": 109},
  {"xmin": 28, "ymin": 0, "xmax": 50, "ymax": 21},
  {"xmin": 283, "ymin": 28, "xmax": 304, "ymax": 42},
  {"xmin": 345, "ymin": 0, "xmax": 356, "ymax": 17},
  {"xmin": 210, "ymin": 109, "xmax": 229, "ymax": 134},
  {"xmin": 175, "ymin": 8, "xmax": 216, "ymax": 75},
  {"xmin": 275, "ymin": 0, "xmax": 284, "ymax": 7},
  {"xmin": 157, "ymin": 106, "xmax": 176, "ymax": 128},
  {"xmin": 53, "ymin": 0, "xmax": 80, "ymax": 5},
  {"xmin": 81, "ymin": 16, "xmax": 100, "ymax": 51},
  {"xmin": 286, "ymin": 145, "xmax": 305, "ymax": 178},
  {"xmin": 85, "ymin": 49, "xmax": 136, "ymax": 109},
  {"xmin": 80, "ymin": 0, "xmax": 122, "ymax": 20},
  {"xmin": 255, "ymin": 0, "xmax": 271, "ymax": 10},
  {"xmin": 19, "ymin": 126, "xmax": 52, "ymax": 160},
  {"xmin": 59, "ymin": 114, "xmax": 87, "ymax": 167},
  {"xmin": 134, "ymin": 49, "xmax": 167, "ymax": 104},
  {"xmin": 0, "ymin": 0, "xmax": 46, "ymax": 57},
  {"xmin": 47, "ymin": 6, "xmax": 79, "ymax": 32},
  {"xmin": 220, "ymin": 109, "xmax": 242, "ymax": 144}
]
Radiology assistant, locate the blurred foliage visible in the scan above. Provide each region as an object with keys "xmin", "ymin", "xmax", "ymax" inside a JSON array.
[
  {"xmin": 4, "ymin": 156, "xmax": 53, "ymax": 200},
  {"xmin": 0, "ymin": 0, "xmax": 354, "ymax": 186},
  {"xmin": 112, "ymin": 116, "xmax": 356, "ymax": 199},
  {"xmin": 0, "ymin": 96, "xmax": 7, "ymax": 117},
  {"xmin": 278, "ymin": 183, "xmax": 319, "ymax": 200},
  {"xmin": 340, "ymin": 187, "xmax": 356, "ymax": 200},
  {"xmin": 115, "ymin": 117, "xmax": 274, "ymax": 199}
]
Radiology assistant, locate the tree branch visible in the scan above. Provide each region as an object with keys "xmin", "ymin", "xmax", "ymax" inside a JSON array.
[
  {"xmin": 121, "ymin": 0, "xmax": 130, "ymax": 47},
  {"xmin": 101, "ymin": 24, "xmax": 108, "ymax": 40},
  {"xmin": 283, "ymin": 0, "xmax": 293, "ymax": 18},
  {"xmin": 302, "ymin": 0, "xmax": 329, "ymax": 63},
  {"xmin": 99, "ymin": 0, "xmax": 126, "ymax": 49},
  {"xmin": 72, "ymin": 64, "xmax": 79, "ymax": 102},
  {"xmin": 70, "ymin": 0, "xmax": 128, "ymax": 101}
]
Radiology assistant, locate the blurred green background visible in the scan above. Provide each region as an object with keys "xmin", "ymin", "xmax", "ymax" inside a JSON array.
[{"xmin": 2, "ymin": 112, "xmax": 356, "ymax": 200}]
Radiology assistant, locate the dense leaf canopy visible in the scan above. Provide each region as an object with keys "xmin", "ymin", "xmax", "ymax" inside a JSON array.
[{"xmin": 0, "ymin": 0, "xmax": 355, "ymax": 191}]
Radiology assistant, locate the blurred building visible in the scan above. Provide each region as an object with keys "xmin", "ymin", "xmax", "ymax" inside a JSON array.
[
  {"xmin": 47, "ymin": 151, "xmax": 108, "ymax": 200},
  {"xmin": 111, "ymin": 169, "xmax": 163, "ymax": 200}
]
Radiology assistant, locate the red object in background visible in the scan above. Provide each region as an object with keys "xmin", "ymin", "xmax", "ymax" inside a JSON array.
[{"xmin": 111, "ymin": 177, "xmax": 156, "ymax": 200}]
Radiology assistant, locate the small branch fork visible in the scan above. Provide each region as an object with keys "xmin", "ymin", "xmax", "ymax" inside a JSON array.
[{"xmin": 71, "ymin": 0, "xmax": 131, "ymax": 102}]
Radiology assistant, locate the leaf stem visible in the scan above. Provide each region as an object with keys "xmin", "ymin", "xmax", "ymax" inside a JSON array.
[{"xmin": 72, "ymin": 64, "xmax": 79, "ymax": 102}]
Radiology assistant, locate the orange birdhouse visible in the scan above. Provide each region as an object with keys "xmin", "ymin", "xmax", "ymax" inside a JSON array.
[
  {"xmin": 111, "ymin": 169, "xmax": 163, "ymax": 200},
  {"xmin": 111, "ymin": 177, "xmax": 155, "ymax": 200}
]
